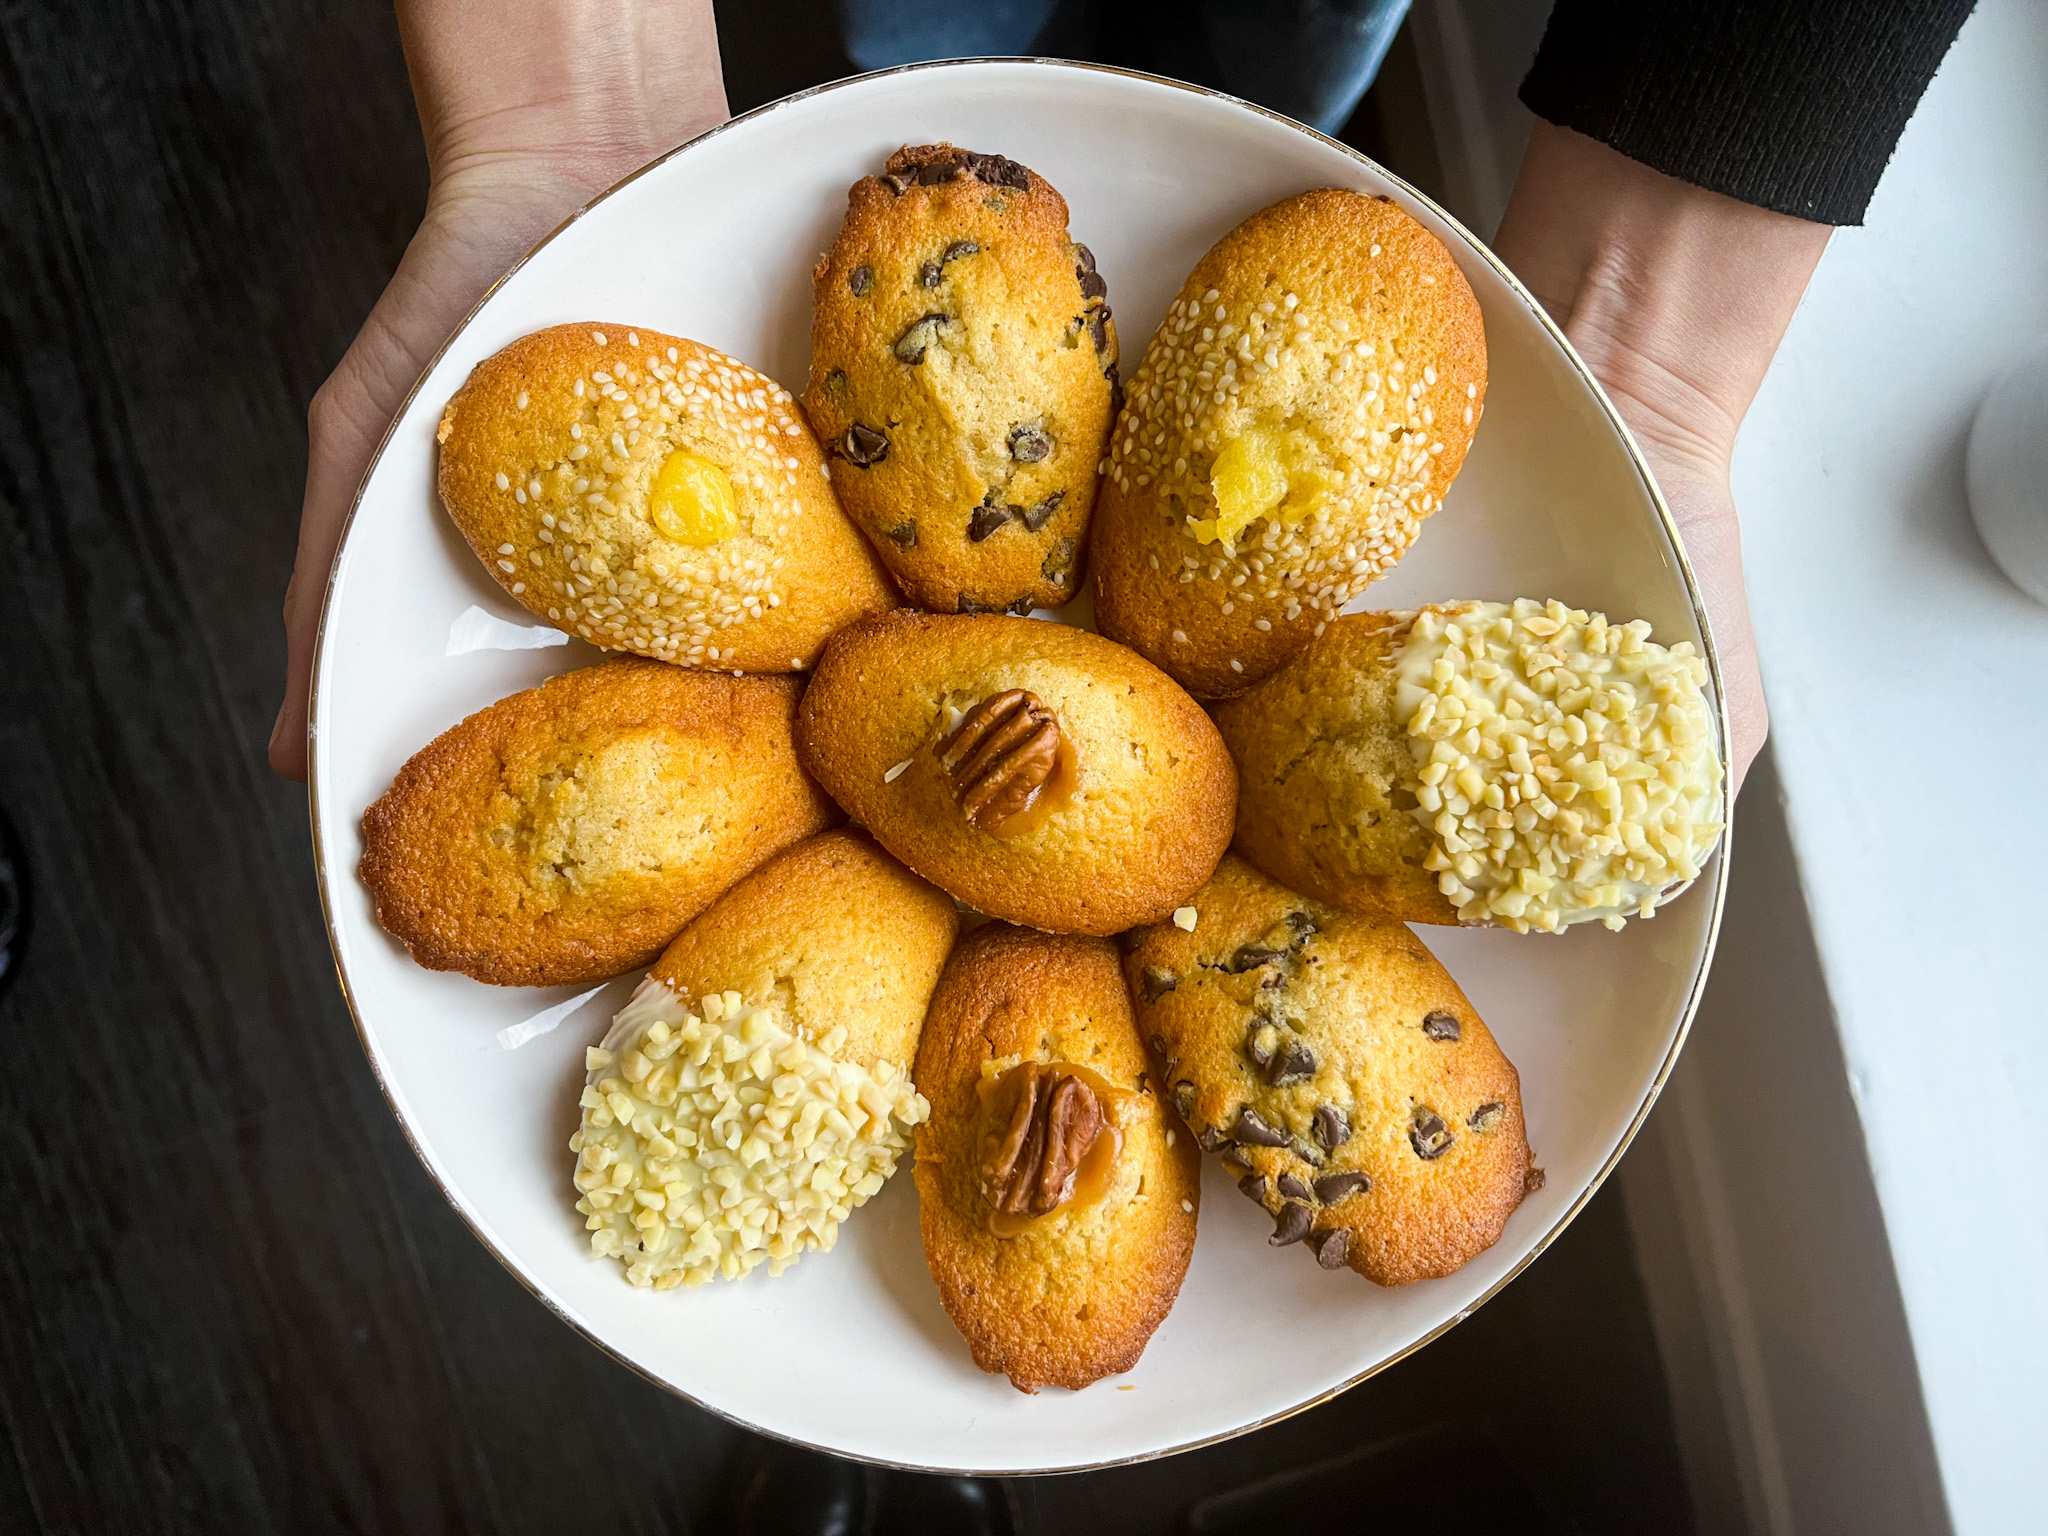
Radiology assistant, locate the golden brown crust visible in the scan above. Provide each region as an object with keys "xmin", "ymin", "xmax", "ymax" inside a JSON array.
[
  {"xmin": 914, "ymin": 924, "xmax": 1200, "ymax": 1391},
  {"xmin": 1092, "ymin": 190, "xmax": 1487, "ymax": 698},
  {"xmin": 795, "ymin": 611, "xmax": 1237, "ymax": 935},
  {"xmin": 1213, "ymin": 611, "xmax": 1457, "ymax": 924},
  {"xmin": 648, "ymin": 828, "xmax": 958, "ymax": 1075},
  {"xmin": 1122, "ymin": 856, "xmax": 1531, "ymax": 1286},
  {"xmin": 358, "ymin": 658, "xmax": 837, "ymax": 987},
  {"xmin": 803, "ymin": 145, "xmax": 1117, "ymax": 613},
  {"xmin": 436, "ymin": 323, "xmax": 896, "ymax": 670}
]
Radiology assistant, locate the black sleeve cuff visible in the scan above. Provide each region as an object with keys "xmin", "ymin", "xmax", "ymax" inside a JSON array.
[{"xmin": 1519, "ymin": 0, "xmax": 1977, "ymax": 226}]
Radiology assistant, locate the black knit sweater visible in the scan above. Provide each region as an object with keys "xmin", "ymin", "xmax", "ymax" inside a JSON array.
[{"xmin": 1521, "ymin": 0, "xmax": 1978, "ymax": 225}]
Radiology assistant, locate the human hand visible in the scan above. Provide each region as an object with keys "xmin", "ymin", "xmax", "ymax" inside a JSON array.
[
  {"xmin": 268, "ymin": 0, "xmax": 728, "ymax": 779},
  {"xmin": 1492, "ymin": 123, "xmax": 1833, "ymax": 795}
]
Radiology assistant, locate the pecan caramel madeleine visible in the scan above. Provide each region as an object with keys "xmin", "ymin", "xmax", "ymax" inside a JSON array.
[
  {"xmin": 1123, "ymin": 855, "xmax": 1534, "ymax": 1287},
  {"xmin": 796, "ymin": 611, "xmax": 1235, "ymax": 935},
  {"xmin": 914, "ymin": 924, "xmax": 1198, "ymax": 1393},
  {"xmin": 938, "ymin": 689, "xmax": 1063, "ymax": 833}
]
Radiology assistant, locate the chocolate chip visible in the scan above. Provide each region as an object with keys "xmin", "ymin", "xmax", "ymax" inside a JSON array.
[
  {"xmin": 1235, "ymin": 1107, "xmax": 1288, "ymax": 1147},
  {"xmin": 956, "ymin": 594, "xmax": 995, "ymax": 614},
  {"xmin": 1020, "ymin": 492, "xmax": 1065, "ymax": 532},
  {"xmin": 943, "ymin": 238, "xmax": 980, "ymax": 263},
  {"xmin": 1312, "ymin": 1170, "xmax": 1370, "ymax": 1204},
  {"xmin": 1197, "ymin": 1125, "xmax": 1227, "ymax": 1153},
  {"xmin": 1311, "ymin": 1227, "xmax": 1351, "ymax": 1270},
  {"xmin": 1118, "ymin": 928, "xmax": 1150, "ymax": 955},
  {"xmin": 968, "ymin": 502, "xmax": 1014, "ymax": 542},
  {"xmin": 893, "ymin": 312, "xmax": 951, "ymax": 364},
  {"xmin": 881, "ymin": 520, "xmax": 917, "ymax": 547},
  {"xmin": 1008, "ymin": 424, "xmax": 1052, "ymax": 463},
  {"xmin": 880, "ymin": 171, "xmax": 913, "ymax": 195},
  {"xmin": 1525, "ymin": 1165, "xmax": 1548, "ymax": 1194},
  {"xmin": 1073, "ymin": 243, "xmax": 1096, "ymax": 274},
  {"xmin": 849, "ymin": 265, "xmax": 873, "ymax": 296},
  {"xmin": 1238, "ymin": 1173, "xmax": 1268, "ymax": 1204},
  {"xmin": 1005, "ymin": 595, "xmax": 1034, "ymax": 615},
  {"xmin": 1422, "ymin": 1010, "xmax": 1461, "ymax": 1043},
  {"xmin": 1231, "ymin": 944, "xmax": 1281, "ymax": 972},
  {"xmin": 1469, "ymin": 1101, "xmax": 1504, "ymax": 1132},
  {"xmin": 1245, "ymin": 1020, "xmax": 1280, "ymax": 1069},
  {"xmin": 917, "ymin": 155, "xmax": 966, "ymax": 185},
  {"xmin": 1078, "ymin": 268, "xmax": 1108, "ymax": 301},
  {"xmin": 1266, "ymin": 1038, "xmax": 1316, "ymax": 1087},
  {"xmin": 841, "ymin": 423, "xmax": 889, "ymax": 466},
  {"xmin": 1269, "ymin": 1202, "xmax": 1313, "ymax": 1246},
  {"xmin": 919, "ymin": 260, "xmax": 942, "ymax": 288},
  {"xmin": 1148, "ymin": 1032, "xmax": 1169, "ymax": 1056},
  {"xmin": 1410, "ymin": 1108, "xmax": 1453, "ymax": 1161},
  {"xmin": 1141, "ymin": 966, "xmax": 1178, "ymax": 1004},
  {"xmin": 1107, "ymin": 374, "xmax": 1125, "ymax": 416},
  {"xmin": 1285, "ymin": 911, "xmax": 1317, "ymax": 940},
  {"xmin": 1089, "ymin": 307, "xmax": 1111, "ymax": 353},
  {"xmin": 1221, "ymin": 1146, "xmax": 1253, "ymax": 1176},
  {"xmin": 1172, "ymin": 1081, "xmax": 1197, "ymax": 1120},
  {"xmin": 1312, "ymin": 1104, "xmax": 1351, "ymax": 1151},
  {"xmin": 967, "ymin": 152, "xmax": 1030, "ymax": 190},
  {"xmin": 1276, "ymin": 1173, "xmax": 1313, "ymax": 1204}
]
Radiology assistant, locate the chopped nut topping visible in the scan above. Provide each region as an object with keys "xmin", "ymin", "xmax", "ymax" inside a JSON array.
[
  {"xmin": 938, "ymin": 690, "xmax": 1061, "ymax": 832},
  {"xmin": 986, "ymin": 1064, "xmax": 1107, "ymax": 1216},
  {"xmin": 1395, "ymin": 600, "xmax": 1725, "ymax": 932},
  {"xmin": 570, "ymin": 978, "xmax": 927, "ymax": 1289}
]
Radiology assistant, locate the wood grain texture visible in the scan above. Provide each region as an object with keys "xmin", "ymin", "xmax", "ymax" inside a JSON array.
[{"xmin": 0, "ymin": 2, "xmax": 1693, "ymax": 1531}]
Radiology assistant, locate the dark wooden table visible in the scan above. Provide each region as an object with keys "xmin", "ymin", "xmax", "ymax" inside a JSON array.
[{"xmin": 0, "ymin": 3, "xmax": 1693, "ymax": 1530}]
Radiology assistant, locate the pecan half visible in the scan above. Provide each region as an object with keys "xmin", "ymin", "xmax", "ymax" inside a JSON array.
[
  {"xmin": 939, "ymin": 690, "xmax": 1061, "ymax": 831},
  {"xmin": 987, "ymin": 1064, "xmax": 1105, "ymax": 1216}
]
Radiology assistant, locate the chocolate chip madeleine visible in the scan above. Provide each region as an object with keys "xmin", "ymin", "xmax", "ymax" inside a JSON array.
[
  {"xmin": 358, "ymin": 659, "xmax": 836, "ymax": 986},
  {"xmin": 1092, "ymin": 190, "xmax": 1485, "ymax": 697},
  {"xmin": 437, "ymin": 324, "xmax": 896, "ymax": 670},
  {"xmin": 1214, "ymin": 602, "xmax": 1724, "ymax": 931},
  {"xmin": 571, "ymin": 829, "xmax": 959, "ymax": 1288},
  {"xmin": 794, "ymin": 611, "xmax": 1236, "ymax": 935},
  {"xmin": 915, "ymin": 923, "xmax": 1198, "ymax": 1392},
  {"xmin": 804, "ymin": 144, "xmax": 1118, "ymax": 613},
  {"xmin": 1124, "ymin": 855, "xmax": 1534, "ymax": 1286}
]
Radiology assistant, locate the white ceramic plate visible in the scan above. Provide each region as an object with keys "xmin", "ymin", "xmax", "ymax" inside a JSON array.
[{"xmin": 310, "ymin": 60, "xmax": 1727, "ymax": 1474}]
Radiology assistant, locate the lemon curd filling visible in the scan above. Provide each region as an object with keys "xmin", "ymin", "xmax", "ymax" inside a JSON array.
[
  {"xmin": 1194, "ymin": 424, "xmax": 1335, "ymax": 550},
  {"xmin": 648, "ymin": 448, "xmax": 739, "ymax": 545}
]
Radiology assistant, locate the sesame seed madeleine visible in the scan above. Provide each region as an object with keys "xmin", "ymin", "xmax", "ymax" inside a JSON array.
[
  {"xmin": 803, "ymin": 144, "xmax": 1118, "ymax": 614},
  {"xmin": 914, "ymin": 924, "xmax": 1199, "ymax": 1393},
  {"xmin": 357, "ymin": 658, "xmax": 836, "ymax": 987},
  {"xmin": 1092, "ymin": 190, "xmax": 1486, "ymax": 698},
  {"xmin": 570, "ymin": 829, "xmax": 960, "ymax": 1289},
  {"xmin": 794, "ymin": 611, "xmax": 1237, "ymax": 936},
  {"xmin": 436, "ymin": 324, "xmax": 897, "ymax": 670},
  {"xmin": 1124, "ymin": 855, "xmax": 1535, "ymax": 1287},
  {"xmin": 1214, "ymin": 603, "xmax": 1725, "ymax": 932}
]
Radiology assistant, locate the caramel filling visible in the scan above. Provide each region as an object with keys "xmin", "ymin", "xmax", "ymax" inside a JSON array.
[{"xmin": 976, "ymin": 1060, "xmax": 1123, "ymax": 1238}]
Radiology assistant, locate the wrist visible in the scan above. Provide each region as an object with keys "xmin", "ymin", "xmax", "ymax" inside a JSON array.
[
  {"xmin": 398, "ymin": 0, "xmax": 728, "ymax": 201},
  {"xmin": 1494, "ymin": 123, "xmax": 1832, "ymax": 471}
]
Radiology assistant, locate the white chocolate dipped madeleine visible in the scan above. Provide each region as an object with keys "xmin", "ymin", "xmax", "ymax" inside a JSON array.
[
  {"xmin": 437, "ymin": 324, "xmax": 897, "ymax": 672},
  {"xmin": 1092, "ymin": 190, "xmax": 1485, "ymax": 698},
  {"xmin": 1213, "ymin": 602, "xmax": 1724, "ymax": 932},
  {"xmin": 569, "ymin": 829, "xmax": 959, "ymax": 1289}
]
